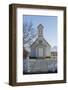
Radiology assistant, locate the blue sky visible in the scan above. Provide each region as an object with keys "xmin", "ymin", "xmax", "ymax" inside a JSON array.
[{"xmin": 23, "ymin": 15, "xmax": 57, "ymax": 47}]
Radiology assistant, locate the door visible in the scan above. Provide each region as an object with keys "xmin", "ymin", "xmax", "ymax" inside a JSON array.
[{"xmin": 38, "ymin": 47, "xmax": 43, "ymax": 57}]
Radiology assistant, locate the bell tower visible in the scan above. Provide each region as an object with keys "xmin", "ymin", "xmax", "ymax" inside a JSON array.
[{"xmin": 37, "ymin": 24, "xmax": 44, "ymax": 38}]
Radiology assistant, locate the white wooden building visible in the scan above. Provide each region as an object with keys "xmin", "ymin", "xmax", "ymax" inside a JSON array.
[{"xmin": 30, "ymin": 24, "xmax": 51, "ymax": 58}]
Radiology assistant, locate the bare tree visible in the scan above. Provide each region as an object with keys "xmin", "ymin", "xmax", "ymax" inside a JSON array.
[{"xmin": 23, "ymin": 21, "xmax": 36, "ymax": 47}]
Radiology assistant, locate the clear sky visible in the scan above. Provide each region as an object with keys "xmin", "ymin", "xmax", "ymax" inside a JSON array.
[{"xmin": 23, "ymin": 15, "xmax": 57, "ymax": 47}]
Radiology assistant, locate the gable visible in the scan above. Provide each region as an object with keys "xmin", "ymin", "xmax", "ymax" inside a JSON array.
[
  {"xmin": 43, "ymin": 38, "xmax": 51, "ymax": 47},
  {"xmin": 31, "ymin": 38, "xmax": 39, "ymax": 47},
  {"xmin": 31, "ymin": 37, "xmax": 51, "ymax": 48}
]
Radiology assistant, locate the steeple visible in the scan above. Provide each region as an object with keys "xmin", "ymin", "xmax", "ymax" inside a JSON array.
[{"xmin": 37, "ymin": 24, "xmax": 44, "ymax": 38}]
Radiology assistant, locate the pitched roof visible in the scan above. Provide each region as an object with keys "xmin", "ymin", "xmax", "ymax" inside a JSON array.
[
  {"xmin": 31, "ymin": 37, "xmax": 51, "ymax": 47},
  {"xmin": 37, "ymin": 24, "xmax": 44, "ymax": 29}
]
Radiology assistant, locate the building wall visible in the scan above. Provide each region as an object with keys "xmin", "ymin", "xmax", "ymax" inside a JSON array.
[
  {"xmin": 31, "ymin": 47, "xmax": 36, "ymax": 57},
  {"xmin": 36, "ymin": 45, "xmax": 44, "ymax": 57},
  {"xmin": 45, "ymin": 45, "xmax": 51, "ymax": 57},
  {"xmin": 31, "ymin": 44, "xmax": 51, "ymax": 57}
]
